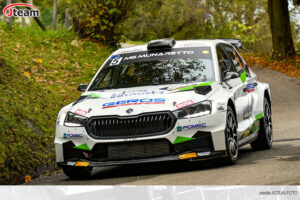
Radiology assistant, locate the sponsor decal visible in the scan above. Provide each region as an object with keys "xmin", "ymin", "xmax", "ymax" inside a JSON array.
[
  {"xmin": 75, "ymin": 109, "xmax": 88, "ymax": 116},
  {"xmin": 197, "ymin": 152, "xmax": 211, "ymax": 156},
  {"xmin": 117, "ymin": 48, "xmax": 144, "ymax": 54},
  {"xmin": 246, "ymin": 83, "xmax": 256, "ymax": 93},
  {"xmin": 176, "ymin": 126, "xmax": 182, "ymax": 132},
  {"xmin": 110, "ymin": 90, "xmax": 164, "ymax": 98},
  {"xmin": 3, "ymin": 3, "xmax": 40, "ymax": 17},
  {"xmin": 243, "ymin": 104, "xmax": 253, "ymax": 119},
  {"xmin": 110, "ymin": 57, "xmax": 123, "ymax": 66},
  {"xmin": 179, "ymin": 152, "xmax": 197, "ymax": 160},
  {"xmin": 67, "ymin": 161, "xmax": 76, "ymax": 166},
  {"xmin": 242, "ymin": 129, "xmax": 251, "ymax": 138},
  {"xmin": 75, "ymin": 161, "xmax": 90, "ymax": 167},
  {"xmin": 126, "ymin": 108, "xmax": 133, "ymax": 114},
  {"xmin": 122, "ymin": 51, "xmax": 194, "ymax": 61},
  {"xmin": 110, "ymin": 54, "xmax": 120, "ymax": 60},
  {"xmin": 176, "ymin": 100, "xmax": 195, "ymax": 109},
  {"xmin": 177, "ymin": 123, "xmax": 207, "ymax": 132},
  {"xmin": 102, "ymin": 98, "xmax": 166, "ymax": 109},
  {"xmin": 179, "ymin": 43, "xmax": 204, "ymax": 48},
  {"xmin": 217, "ymin": 102, "xmax": 226, "ymax": 112},
  {"xmin": 63, "ymin": 133, "xmax": 83, "ymax": 139}
]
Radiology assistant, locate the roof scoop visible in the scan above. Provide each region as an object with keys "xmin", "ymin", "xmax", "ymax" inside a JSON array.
[{"xmin": 147, "ymin": 38, "xmax": 176, "ymax": 50}]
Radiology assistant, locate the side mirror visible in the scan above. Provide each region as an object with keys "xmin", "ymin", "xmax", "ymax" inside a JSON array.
[{"xmin": 77, "ymin": 83, "xmax": 88, "ymax": 92}]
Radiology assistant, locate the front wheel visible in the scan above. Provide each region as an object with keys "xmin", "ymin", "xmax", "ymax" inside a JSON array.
[
  {"xmin": 251, "ymin": 97, "xmax": 273, "ymax": 150},
  {"xmin": 62, "ymin": 166, "xmax": 93, "ymax": 179},
  {"xmin": 223, "ymin": 106, "xmax": 239, "ymax": 165}
]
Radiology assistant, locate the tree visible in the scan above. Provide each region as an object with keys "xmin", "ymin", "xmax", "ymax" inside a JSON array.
[
  {"xmin": 52, "ymin": 0, "xmax": 57, "ymax": 30},
  {"xmin": 69, "ymin": 0, "xmax": 134, "ymax": 47},
  {"xmin": 268, "ymin": 0, "xmax": 295, "ymax": 58}
]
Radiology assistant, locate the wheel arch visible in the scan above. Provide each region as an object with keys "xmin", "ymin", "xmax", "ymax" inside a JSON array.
[
  {"xmin": 264, "ymin": 89, "xmax": 271, "ymax": 112},
  {"xmin": 227, "ymin": 98, "xmax": 237, "ymax": 126}
]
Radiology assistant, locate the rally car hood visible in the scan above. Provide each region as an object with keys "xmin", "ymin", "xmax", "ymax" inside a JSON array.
[{"xmin": 69, "ymin": 82, "xmax": 219, "ymax": 117}]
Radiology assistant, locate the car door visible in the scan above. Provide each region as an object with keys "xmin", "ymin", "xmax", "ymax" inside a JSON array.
[
  {"xmin": 232, "ymin": 49, "xmax": 259, "ymax": 129},
  {"xmin": 217, "ymin": 44, "xmax": 251, "ymax": 140}
]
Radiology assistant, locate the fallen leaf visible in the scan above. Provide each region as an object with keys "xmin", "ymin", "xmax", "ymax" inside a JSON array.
[
  {"xmin": 84, "ymin": 62, "xmax": 89, "ymax": 67},
  {"xmin": 23, "ymin": 71, "xmax": 30, "ymax": 77},
  {"xmin": 24, "ymin": 175, "xmax": 31, "ymax": 184}
]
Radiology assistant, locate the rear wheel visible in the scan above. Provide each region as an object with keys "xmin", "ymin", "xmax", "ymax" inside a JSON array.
[
  {"xmin": 251, "ymin": 97, "xmax": 273, "ymax": 150},
  {"xmin": 223, "ymin": 106, "xmax": 239, "ymax": 165},
  {"xmin": 62, "ymin": 166, "xmax": 93, "ymax": 179}
]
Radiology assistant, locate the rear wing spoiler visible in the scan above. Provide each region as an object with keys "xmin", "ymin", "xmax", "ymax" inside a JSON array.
[{"xmin": 218, "ymin": 39, "xmax": 242, "ymax": 49}]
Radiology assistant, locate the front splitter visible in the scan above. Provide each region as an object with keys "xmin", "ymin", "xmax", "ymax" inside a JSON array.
[{"xmin": 57, "ymin": 151, "xmax": 226, "ymax": 167}]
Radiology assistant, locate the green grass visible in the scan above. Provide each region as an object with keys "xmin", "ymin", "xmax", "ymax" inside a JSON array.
[{"xmin": 0, "ymin": 23, "xmax": 113, "ymax": 184}]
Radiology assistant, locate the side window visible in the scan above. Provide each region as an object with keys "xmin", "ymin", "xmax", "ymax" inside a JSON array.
[
  {"xmin": 223, "ymin": 45, "xmax": 245, "ymax": 74},
  {"xmin": 216, "ymin": 44, "xmax": 237, "ymax": 80},
  {"xmin": 235, "ymin": 52, "xmax": 251, "ymax": 77}
]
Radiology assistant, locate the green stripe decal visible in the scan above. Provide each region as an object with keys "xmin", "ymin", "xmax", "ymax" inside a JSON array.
[
  {"xmin": 250, "ymin": 120, "xmax": 260, "ymax": 133},
  {"xmin": 240, "ymin": 71, "xmax": 246, "ymax": 83},
  {"xmin": 83, "ymin": 93, "xmax": 100, "ymax": 98},
  {"xmin": 178, "ymin": 81, "xmax": 214, "ymax": 91},
  {"xmin": 255, "ymin": 112, "xmax": 264, "ymax": 120},
  {"xmin": 173, "ymin": 136, "xmax": 196, "ymax": 144},
  {"xmin": 73, "ymin": 143, "xmax": 91, "ymax": 151}
]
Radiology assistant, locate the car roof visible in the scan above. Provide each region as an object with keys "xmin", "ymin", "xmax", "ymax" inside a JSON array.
[{"xmin": 113, "ymin": 39, "xmax": 231, "ymax": 55}]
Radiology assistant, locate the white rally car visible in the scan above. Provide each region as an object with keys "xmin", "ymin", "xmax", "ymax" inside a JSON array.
[{"xmin": 55, "ymin": 39, "xmax": 273, "ymax": 178}]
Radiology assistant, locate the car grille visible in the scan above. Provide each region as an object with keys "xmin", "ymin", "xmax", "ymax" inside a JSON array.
[
  {"xmin": 85, "ymin": 112, "xmax": 176, "ymax": 139},
  {"xmin": 107, "ymin": 139, "xmax": 172, "ymax": 161},
  {"xmin": 63, "ymin": 140, "xmax": 174, "ymax": 161}
]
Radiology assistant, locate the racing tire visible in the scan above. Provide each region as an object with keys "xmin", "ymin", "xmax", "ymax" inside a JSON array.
[
  {"xmin": 223, "ymin": 106, "xmax": 239, "ymax": 165},
  {"xmin": 62, "ymin": 166, "xmax": 93, "ymax": 179},
  {"xmin": 251, "ymin": 97, "xmax": 273, "ymax": 150}
]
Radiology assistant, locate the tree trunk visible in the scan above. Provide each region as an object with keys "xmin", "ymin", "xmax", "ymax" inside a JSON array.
[
  {"xmin": 65, "ymin": 8, "xmax": 72, "ymax": 29},
  {"xmin": 6, "ymin": 0, "xmax": 12, "ymax": 29},
  {"xmin": 268, "ymin": 0, "xmax": 295, "ymax": 58},
  {"xmin": 20, "ymin": 0, "xmax": 46, "ymax": 31},
  {"xmin": 52, "ymin": 0, "xmax": 57, "ymax": 30}
]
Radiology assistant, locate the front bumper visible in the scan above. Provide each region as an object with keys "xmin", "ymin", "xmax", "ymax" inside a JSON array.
[
  {"xmin": 55, "ymin": 111, "xmax": 227, "ymax": 164},
  {"xmin": 57, "ymin": 150, "xmax": 226, "ymax": 167}
]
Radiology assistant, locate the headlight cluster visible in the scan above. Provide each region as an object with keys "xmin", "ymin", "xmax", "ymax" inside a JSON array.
[
  {"xmin": 64, "ymin": 112, "xmax": 88, "ymax": 127},
  {"xmin": 173, "ymin": 101, "xmax": 211, "ymax": 119}
]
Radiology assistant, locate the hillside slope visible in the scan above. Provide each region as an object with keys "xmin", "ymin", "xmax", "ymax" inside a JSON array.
[{"xmin": 0, "ymin": 23, "xmax": 112, "ymax": 184}]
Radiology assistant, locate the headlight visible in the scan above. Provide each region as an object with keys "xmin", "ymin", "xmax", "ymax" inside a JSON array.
[
  {"xmin": 64, "ymin": 112, "xmax": 88, "ymax": 127},
  {"xmin": 173, "ymin": 101, "xmax": 211, "ymax": 119}
]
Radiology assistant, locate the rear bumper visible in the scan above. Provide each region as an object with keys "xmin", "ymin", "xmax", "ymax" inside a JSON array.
[{"xmin": 57, "ymin": 150, "xmax": 226, "ymax": 167}]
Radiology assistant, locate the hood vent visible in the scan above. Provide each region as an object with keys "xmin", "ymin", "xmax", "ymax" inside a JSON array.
[{"xmin": 194, "ymin": 85, "xmax": 212, "ymax": 95}]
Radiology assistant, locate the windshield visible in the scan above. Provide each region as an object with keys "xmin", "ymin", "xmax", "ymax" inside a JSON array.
[{"xmin": 89, "ymin": 47, "xmax": 214, "ymax": 91}]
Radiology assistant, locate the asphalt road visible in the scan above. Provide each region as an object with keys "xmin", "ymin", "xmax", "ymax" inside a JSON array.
[{"xmin": 29, "ymin": 66, "xmax": 300, "ymax": 185}]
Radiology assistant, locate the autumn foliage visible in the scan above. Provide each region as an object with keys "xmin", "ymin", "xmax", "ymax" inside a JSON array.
[
  {"xmin": 242, "ymin": 53, "xmax": 300, "ymax": 78},
  {"xmin": 69, "ymin": 0, "xmax": 134, "ymax": 46}
]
